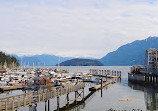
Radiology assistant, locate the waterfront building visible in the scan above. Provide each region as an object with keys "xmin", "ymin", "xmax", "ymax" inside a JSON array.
[
  {"xmin": 129, "ymin": 48, "xmax": 158, "ymax": 83},
  {"xmin": 145, "ymin": 48, "xmax": 158, "ymax": 74}
]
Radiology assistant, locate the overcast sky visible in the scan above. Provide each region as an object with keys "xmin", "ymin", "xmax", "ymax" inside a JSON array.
[{"xmin": 0, "ymin": 0, "xmax": 158, "ymax": 58}]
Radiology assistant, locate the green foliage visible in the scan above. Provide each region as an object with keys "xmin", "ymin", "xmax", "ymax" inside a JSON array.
[{"xmin": 0, "ymin": 51, "xmax": 19, "ymax": 67}]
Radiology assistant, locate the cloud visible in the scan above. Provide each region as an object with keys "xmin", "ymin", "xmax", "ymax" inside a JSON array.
[{"xmin": 0, "ymin": 0, "xmax": 158, "ymax": 58}]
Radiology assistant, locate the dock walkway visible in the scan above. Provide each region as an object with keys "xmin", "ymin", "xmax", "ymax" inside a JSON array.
[
  {"xmin": 0, "ymin": 83, "xmax": 85, "ymax": 111},
  {"xmin": 89, "ymin": 81, "xmax": 115, "ymax": 91}
]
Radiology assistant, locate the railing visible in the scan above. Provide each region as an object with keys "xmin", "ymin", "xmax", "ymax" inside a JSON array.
[{"xmin": 0, "ymin": 83, "xmax": 85, "ymax": 111}]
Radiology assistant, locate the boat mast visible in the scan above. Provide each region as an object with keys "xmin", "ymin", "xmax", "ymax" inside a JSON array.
[{"xmin": 57, "ymin": 56, "xmax": 60, "ymax": 70}]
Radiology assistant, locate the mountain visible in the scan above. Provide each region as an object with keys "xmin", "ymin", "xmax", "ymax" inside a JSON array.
[
  {"xmin": 12, "ymin": 54, "xmax": 73, "ymax": 66},
  {"xmin": 12, "ymin": 54, "xmax": 99, "ymax": 66},
  {"xmin": 59, "ymin": 58, "xmax": 103, "ymax": 66},
  {"xmin": 100, "ymin": 37, "xmax": 158, "ymax": 66}
]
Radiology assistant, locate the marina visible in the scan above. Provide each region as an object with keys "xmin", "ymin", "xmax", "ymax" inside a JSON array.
[
  {"xmin": 0, "ymin": 66, "xmax": 120, "ymax": 111},
  {"xmin": 0, "ymin": 66, "xmax": 155, "ymax": 111},
  {"xmin": 1, "ymin": 57, "xmax": 158, "ymax": 111},
  {"xmin": 1, "ymin": 0, "xmax": 158, "ymax": 111}
]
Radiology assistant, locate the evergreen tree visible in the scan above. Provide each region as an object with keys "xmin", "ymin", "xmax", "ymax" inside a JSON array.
[{"xmin": 0, "ymin": 51, "xmax": 19, "ymax": 68}]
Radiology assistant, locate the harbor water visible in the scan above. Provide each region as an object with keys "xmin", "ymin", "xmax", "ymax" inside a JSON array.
[{"xmin": 0, "ymin": 66, "xmax": 156, "ymax": 111}]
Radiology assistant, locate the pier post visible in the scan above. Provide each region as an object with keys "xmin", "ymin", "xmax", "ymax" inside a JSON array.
[
  {"xmin": 48, "ymin": 100, "xmax": 50, "ymax": 111},
  {"xmin": 75, "ymin": 91, "xmax": 77, "ymax": 104},
  {"xmin": 66, "ymin": 93, "xmax": 69, "ymax": 106},
  {"xmin": 101, "ymin": 79, "xmax": 103, "ymax": 98},
  {"xmin": 57, "ymin": 97, "xmax": 59, "ymax": 111},
  {"xmin": 146, "ymin": 75, "xmax": 148, "ymax": 82},
  {"xmin": 145, "ymin": 75, "xmax": 147, "ymax": 82},
  {"xmin": 29, "ymin": 105, "xmax": 32, "ymax": 111},
  {"xmin": 105, "ymin": 72, "xmax": 107, "ymax": 81},
  {"xmin": 98, "ymin": 70, "xmax": 100, "ymax": 76},
  {"xmin": 5, "ymin": 101, "xmax": 7, "ymax": 111},
  {"xmin": 120, "ymin": 71, "xmax": 121, "ymax": 77},
  {"xmin": 150, "ymin": 76, "xmax": 152, "ymax": 83},
  {"xmin": 101, "ymin": 79, "xmax": 103, "ymax": 88},
  {"xmin": 45, "ymin": 101, "xmax": 47, "ymax": 111},
  {"xmin": 83, "ymin": 88, "xmax": 84, "ymax": 101},
  {"xmin": 12, "ymin": 100, "xmax": 14, "ymax": 110},
  {"xmin": 153, "ymin": 76, "xmax": 155, "ymax": 83},
  {"xmin": 35, "ymin": 104, "xmax": 37, "ymax": 111},
  {"xmin": 149, "ymin": 76, "xmax": 151, "ymax": 82}
]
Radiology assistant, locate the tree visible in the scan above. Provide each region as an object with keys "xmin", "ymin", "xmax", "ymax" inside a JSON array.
[{"xmin": 0, "ymin": 51, "xmax": 19, "ymax": 68}]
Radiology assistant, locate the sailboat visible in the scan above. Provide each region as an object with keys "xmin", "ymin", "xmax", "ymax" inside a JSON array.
[{"xmin": 54, "ymin": 56, "xmax": 70, "ymax": 83}]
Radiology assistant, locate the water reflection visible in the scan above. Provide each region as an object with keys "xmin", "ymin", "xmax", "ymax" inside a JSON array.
[
  {"xmin": 55, "ymin": 91, "xmax": 95, "ymax": 111},
  {"xmin": 128, "ymin": 82, "xmax": 158, "ymax": 111}
]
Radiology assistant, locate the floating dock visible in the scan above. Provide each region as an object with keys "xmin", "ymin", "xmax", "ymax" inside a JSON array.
[
  {"xmin": 0, "ymin": 86, "xmax": 26, "ymax": 92},
  {"xmin": 89, "ymin": 81, "xmax": 115, "ymax": 91}
]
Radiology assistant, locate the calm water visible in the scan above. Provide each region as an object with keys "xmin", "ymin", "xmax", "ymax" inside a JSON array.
[{"xmin": 0, "ymin": 66, "xmax": 157, "ymax": 111}]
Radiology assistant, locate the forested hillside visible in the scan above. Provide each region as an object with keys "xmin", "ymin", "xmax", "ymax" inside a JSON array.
[{"xmin": 0, "ymin": 51, "xmax": 19, "ymax": 68}]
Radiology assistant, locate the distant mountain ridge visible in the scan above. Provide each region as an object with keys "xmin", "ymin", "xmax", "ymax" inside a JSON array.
[
  {"xmin": 99, "ymin": 37, "xmax": 158, "ymax": 66},
  {"xmin": 12, "ymin": 54, "xmax": 97, "ymax": 66},
  {"xmin": 59, "ymin": 58, "xmax": 103, "ymax": 66},
  {"xmin": 12, "ymin": 54, "xmax": 73, "ymax": 66},
  {"xmin": 12, "ymin": 37, "xmax": 158, "ymax": 66}
]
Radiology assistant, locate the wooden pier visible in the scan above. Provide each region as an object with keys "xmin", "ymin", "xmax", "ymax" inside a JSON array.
[
  {"xmin": 0, "ymin": 86, "xmax": 26, "ymax": 92},
  {"xmin": 0, "ymin": 83, "xmax": 85, "ymax": 111},
  {"xmin": 90, "ymin": 69, "xmax": 121, "ymax": 78}
]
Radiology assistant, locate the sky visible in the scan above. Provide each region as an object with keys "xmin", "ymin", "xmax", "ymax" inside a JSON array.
[{"xmin": 0, "ymin": 0, "xmax": 158, "ymax": 58}]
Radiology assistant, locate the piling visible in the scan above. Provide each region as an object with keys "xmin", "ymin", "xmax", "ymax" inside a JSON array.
[
  {"xmin": 48, "ymin": 100, "xmax": 50, "ymax": 111},
  {"xmin": 82, "ymin": 88, "xmax": 84, "ymax": 101},
  {"xmin": 101, "ymin": 79, "xmax": 103, "ymax": 98},
  {"xmin": 66, "ymin": 93, "xmax": 69, "ymax": 106},
  {"xmin": 57, "ymin": 97, "xmax": 59, "ymax": 111},
  {"xmin": 75, "ymin": 91, "xmax": 77, "ymax": 104},
  {"xmin": 45, "ymin": 101, "xmax": 47, "ymax": 111},
  {"xmin": 29, "ymin": 105, "xmax": 32, "ymax": 111}
]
